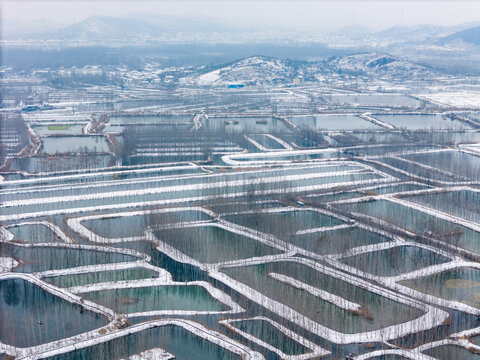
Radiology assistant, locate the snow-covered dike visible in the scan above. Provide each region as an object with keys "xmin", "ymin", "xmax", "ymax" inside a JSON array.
[
  {"xmin": 0, "ymin": 257, "xmax": 19, "ymax": 272},
  {"xmin": 20, "ymin": 319, "xmax": 264, "ymax": 360},
  {"xmin": 268, "ymin": 272, "xmax": 365, "ymax": 314},
  {"xmin": 220, "ymin": 316, "xmax": 330, "ymax": 360}
]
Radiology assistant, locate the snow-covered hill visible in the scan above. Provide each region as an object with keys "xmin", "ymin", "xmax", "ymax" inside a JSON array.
[
  {"xmin": 183, "ymin": 53, "xmax": 438, "ymax": 87},
  {"xmin": 323, "ymin": 53, "xmax": 438, "ymax": 80},
  {"xmin": 186, "ymin": 56, "xmax": 300, "ymax": 87}
]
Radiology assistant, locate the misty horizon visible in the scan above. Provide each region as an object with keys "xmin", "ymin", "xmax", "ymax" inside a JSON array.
[{"xmin": 2, "ymin": 0, "xmax": 480, "ymax": 34}]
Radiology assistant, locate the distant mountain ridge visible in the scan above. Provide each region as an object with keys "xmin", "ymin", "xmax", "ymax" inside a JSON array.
[
  {"xmin": 438, "ymin": 25, "xmax": 480, "ymax": 46},
  {"xmin": 369, "ymin": 23, "xmax": 480, "ymax": 43},
  {"xmin": 8, "ymin": 14, "xmax": 480, "ymax": 48},
  {"xmin": 13, "ymin": 14, "xmax": 239, "ymax": 41}
]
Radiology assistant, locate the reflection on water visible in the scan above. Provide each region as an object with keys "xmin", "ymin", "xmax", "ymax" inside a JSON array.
[
  {"xmin": 341, "ymin": 245, "xmax": 450, "ymax": 277},
  {"xmin": 42, "ymin": 325, "xmax": 242, "ymax": 360},
  {"xmin": 424, "ymin": 344, "xmax": 480, "ymax": 360},
  {"xmin": 231, "ymin": 318, "xmax": 310, "ymax": 356},
  {"xmin": 154, "ymin": 225, "xmax": 281, "ymax": 264},
  {"xmin": 0, "ymin": 278, "xmax": 107, "ymax": 348},
  {"xmin": 81, "ymin": 285, "xmax": 228, "ymax": 313},
  {"xmin": 400, "ymin": 267, "xmax": 480, "ymax": 309},
  {"xmin": 44, "ymin": 267, "xmax": 159, "ymax": 288}
]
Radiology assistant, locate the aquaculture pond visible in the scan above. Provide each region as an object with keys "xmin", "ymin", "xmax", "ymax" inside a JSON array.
[
  {"xmin": 1, "ymin": 172, "xmax": 386, "ymax": 220},
  {"xmin": 283, "ymin": 132, "xmax": 328, "ymax": 148},
  {"xmin": 416, "ymin": 130, "xmax": 480, "ymax": 145},
  {"xmin": 0, "ymin": 166, "xmax": 205, "ymax": 191},
  {"xmin": 125, "ymin": 153, "xmax": 209, "ymax": 166},
  {"xmin": 343, "ymin": 144, "xmax": 437, "ymax": 157},
  {"xmin": 336, "ymin": 199, "xmax": 480, "ymax": 255},
  {"xmin": 247, "ymin": 134, "xmax": 287, "ymax": 149},
  {"xmin": 40, "ymin": 136, "xmax": 110, "ymax": 155},
  {"xmin": 402, "ymin": 150, "xmax": 480, "ymax": 181},
  {"xmin": 399, "ymin": 267, "xmax": 480, "ymax": 309},
  {"xmin": 8, "ymin": 155, "xmax": 112, "ymax": 174},
  {"xmin": 223, "ymin": 210, "xmax": 345, "ymax": 239},
  {"xmin": 44, "ymin": 267, "xmax": 160, "ymax": 288},
  {"xmin": 0, "ymin": 278, "xmax": 108, "ymax": 347},
  {"xmin": 469, "ymin": 334, "xmax": 480, "ymax": 346},
  {"xmin": 423, "ymin": 344, "xmax": 480, "ymax": 359},
  {"xmin": 0, "ymin": 244, "xmax": 139, "ymax": 273},
  {"xmin": 464, "ymin": 112, "xmax": 480, "ymax": 122},
  {"xmin": 221, "ymin": 260, "xmax": 424, "ymax": 333},
  {"xmin": 364, "ymin": 183, "xmax": 431, "ymax": 195},
  {"xmin": 153, "ymin": 224, "xmax": 282, "ymax": 264},
  {"xmin": 379, "ymin": 157, "xmax": 460, "ymax": 182},
  {"xmin": 340, "ymin": 245, "xmax": 451, "ymax": 277},
  {"xmin": 32, "ymin": 124, "xmax": 85, "ymax": 136},
  {"xmin": 225, "ymin": 318, "xmax": 311, "ymax": 356},
  {"xmin": 374, "ymin": 114, "xmax": 471, "ymax": 130},
  {"xmin": 109, "ymin": 115, "xmax": 192, "ymax": 124},
  {"xmin": 41, "ymin": 324, "xmax": 243, "ymax": 360},
  {"xmin": 327, "ymin": 94, "xmax": 421, "ymax": 108},
  {"xmin": 404, "ymin": 190, "xmax": 480, "ymax": 225},
  {"xmin": 72, "ymin": 98, "xmax": 173, "ymax": 112},
  {"xmin": 80, "ymin": 285, "xmax": 228, "ymax": 313},
  {"xmin": 307, "ymin": 191, "xmax": 366, "ymax": 203},
  {"xmin": 209, "ymin": 201, "xmax": 283, "ymax": 215},
  {"xmin": 7, "ymin": 223, "xmax": 63, "ymax": 243},
  {"xmin": 3, "ymin": 163, "xmax": 349, "ymax": 203},
  {"xmin": 82, "ymin": 209, "xmax": 212, "ymax": 239},
  {"xmin": 204, "ymin": 116, "xmax": 290, "ymax": 133},
  {"xmin": 287, "ymin": 226, "xmax": 392, "ymax": 255},
  {"xmin": 306, "ymin": 183, "xmax": 429, "ymax": 204},
  {"xmin": 346, "ymin": 131, "xmax": 410, "ymax": 144},
  {"xmin": 230, "ymin": 149, "xmax": 344, "ymax": 163},
  {"xmin": 288, "ymin": 114, "xmax": 379, "ymax": 130}
]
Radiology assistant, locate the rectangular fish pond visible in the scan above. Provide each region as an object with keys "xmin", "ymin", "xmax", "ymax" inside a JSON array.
[
  {"xmin": 335, "ymin": 199, "xmax": 480, "ymax": 256},
  {"xmin": 220, "ymin": 260, "xmax": 425, "ymax": 334},
  {"xmin": 223, "ymin": 318, "xmax": 313, "ymax": 357},
  {"xmin": 286, "ymin": 226, "xmax": 392, "ymax": 255},
  {"xmin": 41, "ymin": 324, "xmax": 243, "ymax": 360},
  {"xmin": 223, "ymin": 209, "xmax": 345, "ymax": 239},
  {"xmin": 0, "ymin": 277, "xmax": 108, "ymax": 348},
  {"xmin": 340, "ymin": 245, "xmax": 451, "ymax": 277},
  {"xmin": 153, "ymin": 224, "xmax": 282, "ymax": 264},
  {"xmin": 7, "ymin": 223, "xmax": 64, "ymax": 244},
  {"xmin": 402, "ymin": 150, "xmax": 480, "ymax": 181},
  {"xmin": 402, "ymin": 190, "xmax": 480, "ymax": 225},
  {"xmin": 373, "ymin": 114, "xmax": 471, "ymax": 130},
  {"xmin": 423, "ymin": 344, "xmax": 480, "ymax": 360},
  {"xmin": 1, "ymin": 243, "xmax": 139, "ymax": 273},
  {"xmin": 40, "ymin": 136, "xmax": 110, "ymax": 155},
  {"xmin": 79, "ymin": 285, "xmax": 228, "ymax": 314},
  {"xmin": 399, "ymin": 267, "xmax": 480, "ymax": 309},
  {"xmin": 80, "ymin": 209, "xmax": 212, "ymax": 240},
  {"xmin": 289, "ymin": 114, "xmax": 380, "ymax": 130}
]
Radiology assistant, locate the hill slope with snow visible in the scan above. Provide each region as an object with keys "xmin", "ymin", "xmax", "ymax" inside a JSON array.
[{"xmin": 183, "ymin": 53, "xmax": 439, "ymax": 87}]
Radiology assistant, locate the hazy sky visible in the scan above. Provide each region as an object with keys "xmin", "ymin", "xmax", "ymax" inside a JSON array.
[{"xmin": 2, "ymin": 0, "xmax": 480, "ymax": 31}]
